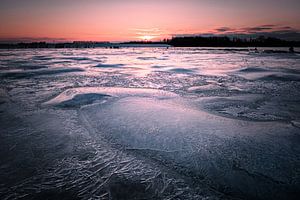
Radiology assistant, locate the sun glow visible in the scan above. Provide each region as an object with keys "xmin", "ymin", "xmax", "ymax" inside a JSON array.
[{"xmin": 139, "ymin": 35, "xmax": 156, "ymax": 41}]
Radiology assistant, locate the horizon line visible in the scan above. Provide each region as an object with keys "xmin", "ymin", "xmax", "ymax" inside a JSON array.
[{"xmin": 1, "ymin": 34, "xmax": 300, "ymax": 44}]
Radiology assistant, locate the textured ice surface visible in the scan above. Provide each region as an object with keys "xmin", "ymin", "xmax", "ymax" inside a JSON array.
[
  {"xmin": 0, "ymin": 48, "xmax": 300, "ymax": 200},
  {"xmin": 81, "ymin": 96, "xmax": 300, "ymax": 199}
]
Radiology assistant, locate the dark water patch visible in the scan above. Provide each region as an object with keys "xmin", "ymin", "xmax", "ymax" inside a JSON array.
[
  {"xmin": 94, "ymin": 63, "xmax": 124, "ymax": 68},
  {"xmin": 151, "ymin": 65, "xmax": 164, "ymax": 68},
  {"xmin": 238, "ymin": 66, "xmax": 271, "ymax": 73},
  {"xmin": 223, "ymin": 48, "xmax": 250, "ymax": 52},
  {"xmin": 0, "ymin": 64, "xmax": 48, "ymax": 71},
  {"xmin": 137, "ymin": 56, "xmax": 168, "ymax": 60},
  {"xmin": 11, "ymin": 60, "xmax": 29, "ymax": 65},
  {"xmin": 20, "ymin": 65, "xmax": 48, "ymax": 70},
  {"xmin": 0, "ymin": 68, "xmax": 84, "ymax": 79},
  {"xmin": 263, "ymin": 50, "xmax": 294, "ymax": 54},
  {"xmin": 151, "ymin": 65, "xmax": 171, "ymax": 69},
  {"xmin": 241, "ymin": 67, "xmax": 300, "ymax": 76},
  {"xmin": 55, "ymin": 93, "xmax": 111, "ymax": 108},
  {"xmin": 32, "ymin": 55, "xmax": 53, "ymax": 61},
  {"xmin": 280, "ymin": 68, "xmax": 300, "ymax": 75},
  {"xmin": 234, "ymin": 67, "xmax": 300, "ymax": 82},
  {"xmin": 137, "ymin": 56, "xmax": 157, "ymax": 60},
  {"xmin": 61, "ymin": 57, "xmax": 92, "ymax": 61},
  {"xmin": 50, "ymin": 60, "xmax": 73, "ymax": 64},
  {"xmin": 258, "ymin": 74, "xmax": 300, "ymax": 82},
  {"xmin": 0, "ymin": 52, "xmax": 16, "ymax": 56},
  {"xmin": 168, "ymin": 68, "xmax": 194, "ymax": 74}
]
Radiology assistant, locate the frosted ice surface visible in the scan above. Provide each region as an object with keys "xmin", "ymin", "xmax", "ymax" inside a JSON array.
[
  {"xmin": 0, "ymin": 48, "xmax": 300, "ymax": 199},
  {"xmin": 81, "ymin": 95, "xmax": 300, "ymax": 199}
]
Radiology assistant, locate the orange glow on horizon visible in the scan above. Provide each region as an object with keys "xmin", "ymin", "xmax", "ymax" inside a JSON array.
[{"xmin": 138, "ymin": 35, "xmax": 156, "ymax": 41}]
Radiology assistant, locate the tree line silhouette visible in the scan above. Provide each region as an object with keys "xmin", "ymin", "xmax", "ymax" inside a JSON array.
[{"xmin": 167, "ymin": 36, "xmax": 300, "ymax": 47}]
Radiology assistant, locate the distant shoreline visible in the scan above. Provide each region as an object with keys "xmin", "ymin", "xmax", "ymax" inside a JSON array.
[{"xmin": 0, "ymin": 36, "xmax": 300, "ymax": 49}]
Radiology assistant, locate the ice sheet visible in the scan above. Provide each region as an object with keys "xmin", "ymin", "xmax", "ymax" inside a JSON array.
[{"xmin": 1, "ymin": 47, "xmax": 300, "ymax": 200}]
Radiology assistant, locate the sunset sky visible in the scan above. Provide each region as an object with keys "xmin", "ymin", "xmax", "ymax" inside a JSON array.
[{"xmin": 0, "ymin": 0, "xmax": 300, "ymax": 42}]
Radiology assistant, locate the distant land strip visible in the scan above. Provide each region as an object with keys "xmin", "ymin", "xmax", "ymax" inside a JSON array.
[{"xmin": 0, "ymin": 36, "xmax": 300, "ymax": 49}]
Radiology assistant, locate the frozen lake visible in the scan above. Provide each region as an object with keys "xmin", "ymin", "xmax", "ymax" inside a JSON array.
[{"xmin": 0, "ymin": 47, "xmax": 300, "ymax": 200}]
